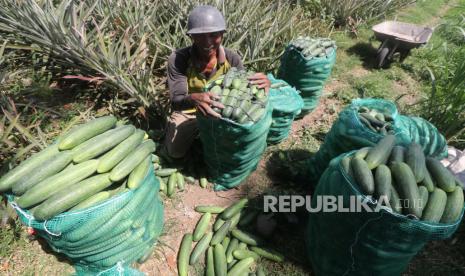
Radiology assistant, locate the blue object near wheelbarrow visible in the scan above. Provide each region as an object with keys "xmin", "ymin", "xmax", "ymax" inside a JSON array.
[{"xmin": 372, "ymin": 21, "xmax": 433, "ymax": 68}]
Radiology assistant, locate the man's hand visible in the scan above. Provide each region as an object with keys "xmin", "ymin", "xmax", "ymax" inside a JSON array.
[
  {"xmin": 189, "ymin": 92, "xmax": 224, "ymax": 118},
  {"xmin": 248, "ymin": 73, "xmax": 271, "ymax": 94}
]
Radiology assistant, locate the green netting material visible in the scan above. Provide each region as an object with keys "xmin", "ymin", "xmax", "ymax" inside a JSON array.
[
  {"xmin": 306, "ymin": 151, "xmax": 464, "ymax": 276},
  {"xmin": 307, "ymin": 98, "xmax": 448, "ymax": 184},
  {"xmin": 266, "ymin": 74, "xmax": 304, "ymax": 145},
  {"xmin": 277, "ymin": 44, "xmax": 337, "ymax": 115},
  {"xmin": 197, "ymin": 103, "xmax": 272, "ymax": 191},
  {"xmin": 8, "ymin": 166, "xmax": 163, "ymax": 276}
]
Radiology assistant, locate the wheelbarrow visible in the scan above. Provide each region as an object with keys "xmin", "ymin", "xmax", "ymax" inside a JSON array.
[{"xmin": 372, "ymin": 21, "xmax": 433, "ymax": 68}]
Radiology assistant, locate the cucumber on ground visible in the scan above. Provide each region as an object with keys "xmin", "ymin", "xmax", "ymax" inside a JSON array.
[
  {"xmin": 155, "ymin": 168, "xmax": 177, "ymax": 177},
  {"xmin": 426, "ymin": 157, "xmax": 456, "ymax": 192},
  {"xmin": 17, "ymin": 159, "xmax": 99, "ymax": 208},
  {"xmin": 350, "ymin": 157, "xmax": 375, "ymax": 195},
  {"xmin": 226, "ymin": 238, "xmax": 239, "ymax": 263},
  {"xmin": 58, "ymin": 115, "xmax": 117, "ymax": 150},
  {"xmin": 233, "ymin": 249, "xmax": 259, "ymax": 260},
  {"xmin": 250, "ymin": 246, "xmax": 284, "ymax": 262},
  {"xmin": 33, "ymin": 173, "xmax": 113, "ymax": 220},
  {"xmin": 221, "ymin": 198, "xmax": 248, "ymax": 220},
  {"xmin": 190, "ymin": 232, "xmax": 213, "ymax": 265},
  {"xmin": 227, "ymin": 257, "xmax": 254, "ymax": 276},
  {"xmin": 421, "ymin": 188, "xmax": 447, "ymax": 223},
  {"xmin": 109, "ymin": 140, "xmax": 156, "ymax": 182},
  {"xmin": 193, "ymin": 212, "xmax": 212, "ymax": 241},
  {"xmin": 127, "ymin": 156, "xmax": 151, "ymax": 189},
  {"xmin": 178, "ymin": 234, "xmax": 192, "ymax": 276},
  {"xmin": 97, "ymin": 129, "xmax": 145, "ymax": 173},
  {"xmin": 206, "ymin": 246, "xmax": 215, "ymax": 276},
  {"xmin": 440, "ymin": 186, "xmax": 464, "ymax": 223},
  {"xmin": 71, "ymin": 125, "xmax": 135, "ymax": 163},
  {"xmin": 211, "ymin": 220, "xmax": 232, "ymax": 246},
  {"xmin": 365, "ymin": 134, "xmax": 396, "ymax": 169},
  {"xmin": 195, "ymin": 205, "xmax": 225, "ymax": 214},
  {"xmin": 0, "ymin": 144, "xmax": 60, "ymax": 192},
  {"xmin": 214, "ymin": 244, "xmax": 227, "ymax": 276},
  {"xmin": 390, "ymin": 162, "xmax": 422, "ymax": 218},
  {"xmin": 231, "ymin": 229, "xmax": 263, "ymax": 246},
  {"xmin": 12, "ymin": 151, "xmax": 73, "ymax": 195},
  {"xmin": 176, "ymin": 172, "xmax": 185, "ymax": 190}
]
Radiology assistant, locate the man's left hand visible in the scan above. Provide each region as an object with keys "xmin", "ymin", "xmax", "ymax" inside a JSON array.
[{"xmin": 248, "ymin": 73, "xmax": 271, "ymax": 94}]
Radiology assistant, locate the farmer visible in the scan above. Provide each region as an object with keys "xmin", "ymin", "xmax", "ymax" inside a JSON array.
[{"xmin": 164, "ymin": 5, "xmax": 271, "ymax": 159}]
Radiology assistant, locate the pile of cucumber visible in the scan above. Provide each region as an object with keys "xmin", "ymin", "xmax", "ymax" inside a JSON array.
[
  {"xmin": 209, "ymin": 67, "xmax": 268, "ymax": 124},
  {"xmin": 178, "ymin": 199, "xmax": 284, "ymax": 276},
  {"xmin": 290, "ymin": 36, "xmax": 336, "ymax": 59},
  {"xmin": 357, "ymin": 106, "xmax": 396, "ymax": 135},
  {"xmin": 154, "ymin": 166, "xmax": 209, "ymax": 198},
  {"xmin": 0, "ymin": 115, "xmax": 156, "ymax": 220},
  {"xmin": 342, "ymin": 135, "xmax": 464, "ymax": 223}
]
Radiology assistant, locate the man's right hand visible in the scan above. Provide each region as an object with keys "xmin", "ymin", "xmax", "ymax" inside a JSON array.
[{"xmin": 188, "ymin": 92, "xmax": 224, "ymax": 118}]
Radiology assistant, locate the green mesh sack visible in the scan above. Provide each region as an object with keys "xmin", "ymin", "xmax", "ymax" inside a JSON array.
[
  {"xmin": 277, "ymin": 44, "xmax": 336, "ymax": 115},
  {"xmin": 197, "ymin": 103, "xmax": 273, "ymax": 191},
  {"xmin": 306, "ymin": 151, "xmax": 464, "ymax": 276},
  {"xmin": 266, "ymin": 74, "xmax": 304, "ymax": 145},
  {"xmin": 8, "ymin": 166, "xmax": 163, "ymax": 276},
  {"xmin": 307, "ymin": 98, "xmax": 448, "ymax": 184}
]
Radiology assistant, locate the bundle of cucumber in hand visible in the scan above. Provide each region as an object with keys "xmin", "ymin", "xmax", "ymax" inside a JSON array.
[
  {"xmin": 0, "ymin": 116, "xmax": 156, "ymax": 221},
  {"xmin": 206, "ymin": 67, "xmax": 268, "ymax": 124}
]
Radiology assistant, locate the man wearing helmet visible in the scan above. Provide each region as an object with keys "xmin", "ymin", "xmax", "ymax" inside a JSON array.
[{"xmin": 164, "ymin": 5, "xmax": 271, "ymax": 159}]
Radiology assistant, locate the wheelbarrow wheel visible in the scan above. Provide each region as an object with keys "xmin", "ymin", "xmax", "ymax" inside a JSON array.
[{"xmin": 376, "ymin": 47, "xmax": 389, "ymax": 68}]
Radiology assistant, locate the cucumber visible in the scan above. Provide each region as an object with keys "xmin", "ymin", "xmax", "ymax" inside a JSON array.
[
  {"xmin": 374, "ymin": 164, "xmax": 392, "ymax": 205},
  {"xmin": 391, "ymin": 162, "xmax": 422, "ymax": 218},
  {"xmin": 421, "ymin": 188, "xmax": 447, "ymax": 223},
  {"xmin": 390, "ymin": 186, "xmax": 402, "ymax": 213},
  {"xmin": 214, "ymin": 217, "xmax": 225, "ymax": 231},
  {"xmin": 12, "ymin": 151, "xmax": 73, "ymax": 195},
  {"xmin": 229, "ymin": 211, "xmax": 242, "ymax": 230},
  {"xmin": 195, "ymin": 205, "xmax": 225, "ymax": 214},
  {"xmin": 221, "ymin": 199, "xmax": 248, "ymax": 220},
  {"xmin": 388, "ymin": 146, "xmax": 405, "ymax": 165},
  {"xmin": 426, "ymin": 157, "xmax": 456, "ymax": 192},
  {"xmin": 226, "ymin": 238, "xmax": 239, "ymax": 263},
  {"xmin": 176, "ymin": 172, "xmax": 185, "ymax": 191},
  {"xmin": 231, "ymin": 79, "xmax": 242, "ymax": 90},
  {"xmin": 178, "ymin": 234, "xmax": 192, "ymax": 276},
  {"xmin": 250, "ymin": 246, "xmax": 284, "ymax": 262},
  {"xmin": 420, "ymin": 168, "xmax": 435, "ymax": 192},
  {"xmin": 151, "ymin": 154, "xmax": 160, "ymax": 164},
  {"xmin": 231, "ymin": 229, "xmax": 262, "ymax": 246},
  {"xmin": 406, "ymin": 143, "xmax": 426, "ymax": 183},
  {"xmin": 33, "ymin": 173, "xmax": 113, "ymax": 220},
  {"xmin": 365, "ymin": 135, "xmax": 396, "ymax": 169},
  {"xmin": 227, "ymin": 257, "xmax": 254, "ymax": 276},
  {"xmin": 341, "ymin": 156, "xmax": 352, "ymax": 177},
  {"xmin": 211, "ymin": 220, "xmax": 232, "ymax": 246},
  {"xmin": 200, "ymin": 177, "xmax": 208, "ymax": 188},
  {"xmin": 222, "ymin": 237, "xmax": 230, "ymax": 250},
  {"xmin": 17, "ymin": 159, "xmax": 98, "ymax": 208},
  {"xmin": 257, "ymin": 266, "xmax": 266, "ymax": 276},
  {"xmin": 355, "ymin": 147, "xmax": 371, "ymax": 159},
  {"xmin": 233, "ymin": 249, "xmax": 259, "ymax": 260},
  {"xmin": 440, "ymin": 186, "xmax": 464, "ymax": 223},
  {"xmin": 58, "ymin": 115, "xmax": 117, "ymax": 150},
  {"xmin": 193, "ymin": 212, "xmax": 211, "ymax": 241},
  {"xmin": 167, "ymin": 172, "xmax": 177, "ymax": 197},
  {"xmin": 71, "ymin": 125, "xmax": 135, "ymax": 163},
  {"xmin": 158, "ymin": 177, "xmax": 166, "ymax": 192},
  {"xmin": 155, "ymin": 168, "xmax": 177, "ymax": 177},
  {"xmin": 69, "ymin": 191, "xmax": 110, "ymax": 211},
  {"xmin": 206, "ymin": 246, "xmax": 215, "ymax": 276},
  {"xmin": 109, "ymin": 140, "xmax": 156, "ymax": 182},
  {"xmin": 418, "ymin": 186, "xmax": 429, "ymax": 215},
  {"xmin": 127, "ymin": 156, "xmax": 151, "ymax": 189},
  {"xmin": 0, "ymin": 144, "xmax": 60, "ymax": 192},
  {"xmin": 214, "ymin": 244, "xmax": 227, "ymax": 276},
  {"xmin": 97, "ymin": 129, "xmax": 145, "ymax": 173},
  {"xmin": 350, "ymin": 157, "xmax": 374, "ymax": 195},
  {"xmin": 190, "ymin": 231, "xmax": 213, "ymax": 265}
]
